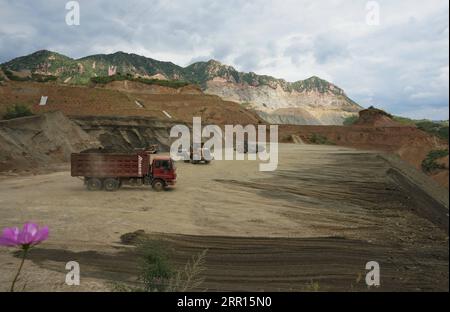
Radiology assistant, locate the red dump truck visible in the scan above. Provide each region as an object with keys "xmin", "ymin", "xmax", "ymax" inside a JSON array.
[{"xmin": 71, "ymin": 152, "xmax": 176, "ymax": 192}]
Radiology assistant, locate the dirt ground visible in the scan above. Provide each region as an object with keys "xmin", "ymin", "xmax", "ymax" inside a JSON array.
[{"xmin": 0, "ymin": 144, "xmax": 448, "ymax": 291}]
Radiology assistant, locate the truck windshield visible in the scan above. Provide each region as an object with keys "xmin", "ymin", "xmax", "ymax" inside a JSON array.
[{"xmin": 161, "ymin": 160, "xmax": 172, "ymax": 170}]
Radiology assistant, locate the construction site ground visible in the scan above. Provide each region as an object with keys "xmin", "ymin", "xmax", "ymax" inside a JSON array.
[{"xmin": 0, "ymin": 144, "xmax": 448, "ymax": 291}]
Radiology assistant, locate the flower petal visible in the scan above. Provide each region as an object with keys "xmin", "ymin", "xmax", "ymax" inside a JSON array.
[
  {"xmin": 1, "ymin": 227, "xmax": 20, "ymax": 243},
  {"xmin": 20, "ymin": 222, "xmax": 39, "ymax": 244},
  {"xmin": 32, "ymin": 226, "xmax": 49, "ymax": 245},
  {"xmin": 0, "ymin": 227, "xmax": 21, "ymax": 246},
  {"xmin": 0, "ymin": 236, "xmax": 19, "ymax": 247},
  {"xmin": 24, "ymin": 222, "xmax": 39, "ymax": 236}
]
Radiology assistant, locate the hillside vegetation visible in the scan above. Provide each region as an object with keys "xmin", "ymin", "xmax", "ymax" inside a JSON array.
[
  {"xmin": 2, "ymin": 50, "xmax": 355, "ymax": 96},
  {"xmin": 90, "ymin": 74, "xmax": 190, "ymax": 89}
]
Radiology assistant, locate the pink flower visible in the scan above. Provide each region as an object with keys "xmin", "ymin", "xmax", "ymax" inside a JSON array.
[{"xmin": 0, "ymin": 222, "xmax": 49, "ymax": 247}]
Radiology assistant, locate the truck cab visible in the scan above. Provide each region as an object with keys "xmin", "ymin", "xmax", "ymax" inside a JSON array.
[{"xmin": 151, "ymin": 156, "xmax": 177, "ymax": 190}]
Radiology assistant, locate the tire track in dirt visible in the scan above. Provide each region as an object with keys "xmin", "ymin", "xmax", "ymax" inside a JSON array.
[{"xmin": 26, "ymin": 233, "xmax": 448, "ymax": 291}]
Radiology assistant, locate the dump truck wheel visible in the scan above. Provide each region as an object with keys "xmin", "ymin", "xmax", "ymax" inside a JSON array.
[
  {"xmin": 87, "ymin": 178, "xmax": 102, "ymax": 191},
  {"xmin": 152, "ymin": 180, "xmax": 165, "ymax": 192},
  {"xmin": 104, "ymin": 178, "xmax": 119, "ymax": 192}
]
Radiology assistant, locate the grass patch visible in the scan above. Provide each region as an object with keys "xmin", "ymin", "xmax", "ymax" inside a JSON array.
[
  {"xmin": 2, "ymin": 68, "xmax": 58, "ymax": 83},
  {"xmin": 309, "ymin": 133, "xmax": 334, "ymax": 145},
  {"xmin": 392, "ymin": 116, "xmax": 449, "ymax": 142},
  {"xmin": 343, "ymin": 115, "xmax": 359, "ymax": 126},
  {"xmin": 91, "ymin": 74, "xmax": 190, "ymax": 89},
  {"xmin": 416, "ymin": 121, "xmax": 449, "ymax": 142},
  {"xmin": 31, "ymin": 73, "xmax": 58, "ymax": 83},
  {"xmin": 3, "ymin": 69, "xmax": 30, "ymax": 81},
  {"xmin": 3, "ymin": 104, "xmax": 34, "ymax": 120},
  {"xmin": 422, "ymin": 149, "xmax": 449, "ymax": 173}
]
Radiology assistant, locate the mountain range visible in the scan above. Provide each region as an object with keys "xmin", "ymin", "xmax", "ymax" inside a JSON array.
[{"xmin": 1, "ymin": 50, "xmax": 362, "ymax": 125}]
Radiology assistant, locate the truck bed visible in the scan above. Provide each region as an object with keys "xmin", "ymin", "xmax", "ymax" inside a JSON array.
[{"xmin": 71, "ymin": 152, "xmax": 150, "ymax": 178}]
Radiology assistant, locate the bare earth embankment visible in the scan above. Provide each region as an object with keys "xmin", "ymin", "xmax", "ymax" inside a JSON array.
[{"xmin": 0, "ymin": 144, "xmax": 448, "ymax": 291}]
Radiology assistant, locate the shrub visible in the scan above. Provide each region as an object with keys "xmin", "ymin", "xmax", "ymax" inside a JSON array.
[
  {"xmin": 3, "ymin": 69, "xmax": 30, "ymax": 81},
  {"xmin": 165, "ymin": 249, "xmax": 207, "ymax": 292},
  {"xmin": 416, "ymin": 121, "xmax": 449, "ymax": 142},
  {"xmin": 343, "ymin": 115, "xmax": 359, "ymax": 126},
  {"xmin": 3, "ymin": 104, "xmax": 34, "ymax": 120},
  {"xmin": 137, "ymin": 240, "xmax": 174, "ymax": 292},
  {"xmin": 309, "ymin": 133, "xmax": 334, "ymax": 145},
  {"xmin": 422, "ymin": 149, "xmax": 449, "ymax": 173},
  {"xmin": 114, "ymin": 239, "xmax": 207, "ymax": 292},
  {"xmin": 31, "ymin": 74, "xmax": 58, "ymax": 83}
]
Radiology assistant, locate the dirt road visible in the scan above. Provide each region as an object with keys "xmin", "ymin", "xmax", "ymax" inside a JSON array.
[{"xmin": 0, "ymin": 144, "xmax": 448, "ymax": 291}]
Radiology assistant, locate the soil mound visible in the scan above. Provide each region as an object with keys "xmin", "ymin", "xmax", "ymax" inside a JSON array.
[
  {"xmin": 354, "ymin": 107, "xmax": 405, "ymax": 127},
  {"xmin": 0, "ymin": 111, "xmax": 99, "ymax": 172}
]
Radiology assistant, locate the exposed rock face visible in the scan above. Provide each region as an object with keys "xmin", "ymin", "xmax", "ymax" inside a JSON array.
[
  {"xmin": 2, "ymin": 50, "xmax": 362, "ymax": 125},
  {"xmin": 206, "ymin": 80, "xmax": 360, "ymax": 125},
  {"xmin": 195, "ymin": 61, "xmax": 361, "ymax": 125},
  {"xmin": 258, "ymin": 108, "xmax": 321, "ymax": 125}
]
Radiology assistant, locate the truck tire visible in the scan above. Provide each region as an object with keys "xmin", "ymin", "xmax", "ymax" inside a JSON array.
[
  {"xmin": 104, "ymin": 178, "xmax": 119, "ymax": 192},
  {"xmin": 87, "ymin": 178, "xmax": 103, "ymax": 191},
  {"xmin": 152, "ymin": 179, "xmax": 165, "ymax": 192}
]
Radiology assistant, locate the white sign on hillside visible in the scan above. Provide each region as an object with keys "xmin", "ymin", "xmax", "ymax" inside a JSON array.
[{"xmin": 39, "ymin": 96, "xmax": 48, "ymax": 106}]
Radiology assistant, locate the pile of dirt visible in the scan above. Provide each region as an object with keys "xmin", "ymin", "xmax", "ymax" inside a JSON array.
[
  {"xmin": 0, "ymin": 111, "xmax": 100, "ymax": 172},
  {"xmin": 120, "ymin": 230, "xmax": 147, "ymax": 245},
  {"xmin": 354, "ymin": 107, "xmax": 405, "ymax": 127},
  {"xmin": 71, "ymin": 115, "xmax": 184, "ymax": 152}
]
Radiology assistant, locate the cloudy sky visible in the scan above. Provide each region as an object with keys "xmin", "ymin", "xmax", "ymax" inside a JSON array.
[{"xmin": 0, "ymin": 0, "xmax": 448, "ymax": 119}]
